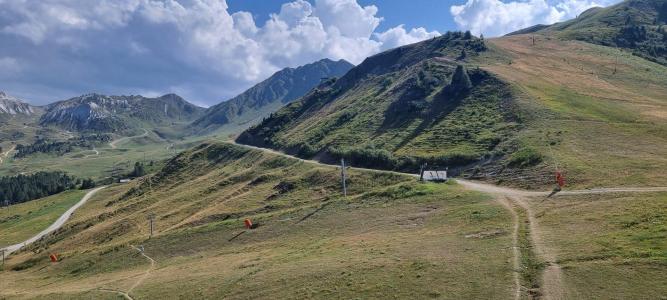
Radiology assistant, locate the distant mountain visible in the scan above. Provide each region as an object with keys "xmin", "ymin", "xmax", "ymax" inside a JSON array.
[
  {"xmin": 190, "ymin": 58, "xmax": 354, "ymax": 133},
  {"xmin": 40, "ymin": 93, "xmax": 205, "ymax": 132},
  {"xmin": 237, "ymin": 32, "xmax": 515, "ymax": 172},
  {"xmin": 0, "ymin": 91, "xmax": 37, "ymax": 116},
  {"xmin": 509, "ymin": 0, "xmax": 667, "ymax": 65}
]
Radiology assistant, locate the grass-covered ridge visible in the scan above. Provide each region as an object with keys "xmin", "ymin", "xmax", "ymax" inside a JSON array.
[
  {"xmin": 0, "ymin": 142, "xmax": 517, "ymax": 299},
  {"xmin": 238, "ymin": 32, "xmax": 521, "ymax": 173},
  {"xmin": 511, "ymin": 0, "xmax": 667, "ymax": 65}
]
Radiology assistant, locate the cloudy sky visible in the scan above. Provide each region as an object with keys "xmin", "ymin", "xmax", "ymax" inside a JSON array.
[{"xmin": 0, "ymin": 0, "xmax": 621, "ymax": 107}]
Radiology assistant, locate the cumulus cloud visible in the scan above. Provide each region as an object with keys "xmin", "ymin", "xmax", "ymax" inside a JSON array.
[
  {"xmin": 0, "ymin": 0, "xmax": 439, "ymax": 105},
  {"xmin": 376, "ymin": 25, "xmax": 441, "ymax": 50},
  {"xmin": 450, "ymin": 0, "xmax": 622, "ymax": 37}
]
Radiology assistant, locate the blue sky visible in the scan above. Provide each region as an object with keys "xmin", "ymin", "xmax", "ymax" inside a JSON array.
[
  {"xmin": 0, "ymin": 0, "xmax": 621, "ymax": 107},
  {"xmin": 228, "ymin": 0, "xmax": 460, "ymax": 33}
]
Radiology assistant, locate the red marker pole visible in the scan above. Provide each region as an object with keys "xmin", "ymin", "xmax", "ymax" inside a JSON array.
[{"xmin": 556, "ymin": 171, "xmax": 565, "ymax": 188}]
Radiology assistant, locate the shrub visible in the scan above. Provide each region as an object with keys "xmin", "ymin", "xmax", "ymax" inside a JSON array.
[{"xmin": 508, "ymin": 147, "xmax": 543, "ymax": 168}]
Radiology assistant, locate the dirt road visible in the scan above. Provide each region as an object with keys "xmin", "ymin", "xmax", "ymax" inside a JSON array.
[
  {"xmin": 232, "ymin": 142, "xmax": 667, "ymax": 300},
  {"xmin": 110, "ymin": 129, "xmax": 149, "ymax": 149},
  {"xmin": 0, "ymin": 186, "xmax": 106, "ymax": 255},
  {"xmin": 0, "ymin": 145, "xmax": 16, "ymax": 164}
]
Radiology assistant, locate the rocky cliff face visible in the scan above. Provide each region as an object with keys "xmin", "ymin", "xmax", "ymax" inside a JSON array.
[{"xmin": 0, "ymin": 91, "xmax": 36, "ymax": 115}]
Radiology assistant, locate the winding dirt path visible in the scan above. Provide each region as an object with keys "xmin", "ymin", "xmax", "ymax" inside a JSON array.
[
  {"xmin": 0, "ymin": 145, "xmax": 16, "ymax": 164},
  {"xmin": 128, "ymin": 245, "xmax": 156, "ymax": 295},
  {"xmin": 232, "ymin": 142, "xmax": 667, "ymax": 299},
  {"xmin": 97, "ymin": 245, "xmax": 155, "ymax": 300},
  {"xmin": 110, "ymin": 129, "xmax": 149, "ymax": 149},
  {"xmin": 81, "ymin": 147, "xmax": 100, "ymax": 159}
]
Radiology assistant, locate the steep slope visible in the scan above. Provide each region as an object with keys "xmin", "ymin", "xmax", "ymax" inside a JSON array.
[
  {"xmin": 0, "ymin": 92, "xmax": 37, "ymax": 116},
  {"xmin": 237, "ymin": 33, "xmax": 517, "ymax": 174},
  {"xmin": 40, "ymin": 93, "xmax": 205, "ymax": 133},
  {"xmin": 190, "ymin": 58, "xmax": 354, "ymax": 134},
  {"xmin": 509, "ymin": 0, "xmax": 667, "ymax": 65}
]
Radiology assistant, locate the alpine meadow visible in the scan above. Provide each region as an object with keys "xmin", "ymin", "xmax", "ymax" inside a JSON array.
[{"xmin": 1, "ymin": 0, "xmax": 666, "ymax": 299}]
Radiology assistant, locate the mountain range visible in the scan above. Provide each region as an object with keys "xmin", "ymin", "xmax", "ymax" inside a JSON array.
[
  {"xmin": 39, "ymin": 93, "xmax": 205, "ymax": 133},
  {"xmin": 189, "ymin": 58, "xmax": 354, "ymax": 133},
  {"xmin": 3, "ymin": 1, "xmax": 667, "ymax": 299}
]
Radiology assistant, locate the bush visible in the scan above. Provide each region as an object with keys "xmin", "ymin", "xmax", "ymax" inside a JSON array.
[
  {"xmin": 508, "ymin": 147, "xmax": 543, "ymax": 168},
  {"xmin": 80, "ymin": 178, "xmax": 96, "ymax": 189}
]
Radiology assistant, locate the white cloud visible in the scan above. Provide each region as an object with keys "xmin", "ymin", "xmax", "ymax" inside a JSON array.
[
  {"xmin": 376, "ymin": 25, "xmax": 441, "ymax": 50},
  {"xmin": 0, "ymin": 0, "xmax": 439, "ymax": 105},
  {"xmin": 450, "ymin": 0, "xmax": 622, "ymax": 37},
  {"xmin": 313, "ymin": 0, "xmax": 382, "ymax": 38}
]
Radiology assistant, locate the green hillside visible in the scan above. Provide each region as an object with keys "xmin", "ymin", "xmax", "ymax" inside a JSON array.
[
  {"xmin": 0, "ymin": 142, "xmax": 517, "ymax": 299},
  {"xmin": 237, "ymin": 33, "xmax": 519, "ymax": 174},
  {"xmin": 238, "ymin": 5, "xmax": 667, "ymax": 189},
  {"xmin": 510, "ymin": 0, "xmax": 667, "ymax": 65}
]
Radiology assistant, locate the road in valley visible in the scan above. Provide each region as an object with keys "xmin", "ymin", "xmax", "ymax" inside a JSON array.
[
  {"xmin": 0, "ymin": 186, "xmax": 106, "ymax": 256},
  {"xmin": 109, "ymin": 129, "xmax": 149, "ymax": 149}
]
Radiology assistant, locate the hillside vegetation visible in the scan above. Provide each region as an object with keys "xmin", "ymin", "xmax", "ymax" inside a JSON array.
[
  {"xmin": 0, "ymin": 190, "xmax": 85, "ymax": 246},
  {"xmin": 238, "ymin": 32, "xmax": 521, "ymax": 174},
  {"xmin": 480, "ymin": 33, "xmax": 667, "ymax": 188},
  {"xmin": 238, "ymin": 1, "xmax": 667, "ymax": 189},
  {"xmin": 0, "ymin": 142, "xmax": 517, "ymax": 299},
  {"xmin": 510, "ymin": 0, "xmax": 667, "ymax": 65}
]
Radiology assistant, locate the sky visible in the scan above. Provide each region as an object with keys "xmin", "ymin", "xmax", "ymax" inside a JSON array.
[{"xmin": 0, "ymin": 0, "xmax": 621, "ymax": 107}]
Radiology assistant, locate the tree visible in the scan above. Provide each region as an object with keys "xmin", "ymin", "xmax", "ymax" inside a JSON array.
[
  {"xmin": 464, "ymin": 30, "xmax": 472, "ymax": 39},
  {"xmin": 132, "ymin": 162, "xmax": 146, "ymax": 177},
  {"xmin": 0, "ymin": 171, "xmax": 77, "ymax": 206},
  {"xmin": 459, "ymin": 49, "xmax": 467, "ymax": 60},
  {"xmin": 80, "ymin": 178, "xmax": 96, "ymax": 189},
  {"xmin": 449, "ymin": 65, "xmax": 473, "ymax": 94}
]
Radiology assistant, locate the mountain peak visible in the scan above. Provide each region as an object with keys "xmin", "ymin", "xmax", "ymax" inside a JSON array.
[
  {"xmin": 0, "ymin": 91, "xmax": 35, "ymax": 115},
  {"xmin": 189, "ymin": 58, "xmax": 354, "ymax": 133}
]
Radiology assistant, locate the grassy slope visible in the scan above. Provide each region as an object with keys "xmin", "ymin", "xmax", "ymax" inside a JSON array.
[
  {"xmin": 0, "ymin": 127, "xmax": 217, "ymax": 180},
  {"xmin": 529, "ymin": 192, "xmax": 667, "ymax": 299},
  {"xmin": 481, "ymin": 35, "xmax": 667, "ymax": 188},
  {"xmin": 478, "ymin": 32, "xmax": 667, "ymax": 298},
  {"xmin": 238, "ymin": 34, "xmax": 521, "ymax": 173},
  {"xmin": 0, "ymin": 143, "xmax": 516, "ymax": 299},
  {"xmin": 526, "ymin": 0, "xmax": 667, "ymax": 65},
  {"xmin": 0, "ymin": 190, "xmax": 85, "ymax": 246}
]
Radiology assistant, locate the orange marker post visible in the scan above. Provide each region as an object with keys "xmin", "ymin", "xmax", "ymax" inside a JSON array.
[
  {"xmin": 244, "ymin": 219, "xmax": 253, "ymax": 229},
  {"xmin": 49, "ymin": 254, "xmax": 58, "ymax": 262},
  {"xmin": 556, "ymin": 171, "xmax": 565, "ymax": 188}
]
